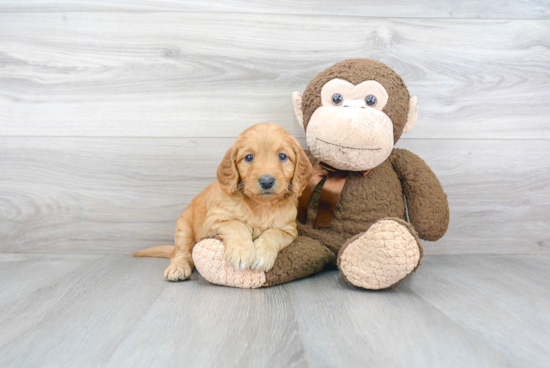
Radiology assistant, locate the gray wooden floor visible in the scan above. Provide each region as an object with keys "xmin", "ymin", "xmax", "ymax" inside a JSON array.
[{"xmin": 0, "ymin": 253, "xmax": 548, "ymax": 368}]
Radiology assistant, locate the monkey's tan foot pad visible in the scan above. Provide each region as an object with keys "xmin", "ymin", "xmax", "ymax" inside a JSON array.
[
  {"xmin": 338, "ymin": 219, "xmax": 423, "ymax": 290},
  {"xmin": 192, "ymin": 238, "xmax": 266, "ymax": 289}
]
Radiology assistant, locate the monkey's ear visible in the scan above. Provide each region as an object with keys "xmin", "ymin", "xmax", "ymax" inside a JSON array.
[
  {"xmin": 217, "ymin": 146, "xmax": 239, "ymax": 195},
  {"xmin": 403, "ymin": 96, "xmax": 418, "ymax": 133},
  {"xmin": 292, "ymin": 91, "xmax": 304, "ymax": 129}
]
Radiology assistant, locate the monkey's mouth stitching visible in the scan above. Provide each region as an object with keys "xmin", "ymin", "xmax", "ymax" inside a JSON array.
[{"xmin": 316, "ymin": 138, "xmax": 381, "ymax": 151}]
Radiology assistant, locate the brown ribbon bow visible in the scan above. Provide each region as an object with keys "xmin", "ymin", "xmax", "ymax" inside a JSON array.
[{"xmin": 297, "ymin": 162, "xmax": 371, "ymax": 228}]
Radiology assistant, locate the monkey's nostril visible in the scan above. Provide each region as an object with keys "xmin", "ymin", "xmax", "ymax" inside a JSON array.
[{"xmin": 259, "ymin": 175, "xmax": 275, "ymax": 190}]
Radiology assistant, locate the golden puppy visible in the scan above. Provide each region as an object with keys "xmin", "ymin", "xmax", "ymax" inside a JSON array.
[{"xmin": 133, "ymin": 123, "xmax": 313, "ymax": 281}]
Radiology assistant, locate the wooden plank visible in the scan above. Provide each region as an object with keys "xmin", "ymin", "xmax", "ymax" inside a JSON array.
[
  {"xmin": 1, "ymin": 137, "xmax": 548, "ymax": 254},
  {"xmin": 0, "ymin": 253, "xmax": 102, "ymax": 308},
  {"xmin": 284, "ymin": 270, "xmax": 510, "ymax": 367},
  {"xmin": 108, "ymin": 264, "xmax": 308, "ymax": 368},
  {"xmin": 1, "ymin": 14, "xmax": 549, "ymax": 139},
  {"xmin": 0, "ymin": 254, "xmax": 307, "ymax": 368},
  {"xmin": 408, "ymin": 255, "xmax": 550, "ymax": 367},
  {"xmin": 0, "ymin": 0, "xmax": 548, "ymax": 19},
  {"xmin": 0, "ymin": 255, "xmax": 168, "ymax": 367}
]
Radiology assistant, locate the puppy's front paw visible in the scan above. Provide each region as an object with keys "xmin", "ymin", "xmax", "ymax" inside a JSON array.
[
  {"xmin": 164, "ymin": 261, "xmax": 193, "ymax": 281},
  {"xmin": 225, "ymin": 241, "xmax": 256, "ymax": 270},
  {"xmin": 252, "ymin": 239, "xmax": 278, "ymax": 272}
]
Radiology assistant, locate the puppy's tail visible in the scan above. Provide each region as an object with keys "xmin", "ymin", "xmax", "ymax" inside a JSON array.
[{"xmin": 132, "ymin": 245, "xmax": 174, "ymax": 258}]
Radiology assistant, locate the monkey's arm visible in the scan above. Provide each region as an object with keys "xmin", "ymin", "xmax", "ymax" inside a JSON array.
[{"xmin": 390, "ymin": 148, "xmax": 449, "ymax": 241}]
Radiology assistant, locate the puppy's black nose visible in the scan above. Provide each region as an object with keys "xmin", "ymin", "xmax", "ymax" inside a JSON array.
[{"xmin": 259, "ymin": 175, "xmax": 275, "ymax": 190}]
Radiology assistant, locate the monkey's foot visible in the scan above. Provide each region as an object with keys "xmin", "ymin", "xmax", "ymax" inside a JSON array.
[
  {"xmin": 338, "ymin": 218, "xmax": 423, "ymax": 290},
  {"xmin": 193, "ymin": 238, "xmax": 266, "ymax": 289},
  {"xmin": 193, "ymin": 236, "xmax": 335, "ymax": 289}
]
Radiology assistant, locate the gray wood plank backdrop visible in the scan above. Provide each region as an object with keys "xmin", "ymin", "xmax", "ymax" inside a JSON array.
[{"xmin": 0, "ymin": 1, "xmax": 548, "ymax": 254}]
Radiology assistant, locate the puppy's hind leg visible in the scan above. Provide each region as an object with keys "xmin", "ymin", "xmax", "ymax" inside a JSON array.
[{"xmin": 164, "ymin": 216, "xmax": 195, "ymax": 281}]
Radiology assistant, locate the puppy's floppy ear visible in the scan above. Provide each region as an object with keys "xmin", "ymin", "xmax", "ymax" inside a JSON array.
[
  {"xmin": 217, "ymin": 145, "xmax": 239, "ymax": 195},
  {"xmin": 290, "ymin": 139, "xmax": 313, "ymax": 197}
]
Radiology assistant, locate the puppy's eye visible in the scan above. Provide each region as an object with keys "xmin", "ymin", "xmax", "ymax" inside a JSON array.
[
  {"xmin": 244, "ymin": 154, "xmax": 254, "ymax": 162},
  {"xmin": 365, "ymin": 94, "xmax": 377, "ymax": 106},
  {"xmin": 278, "ymin": 153, "xmax": 287, "ymax": 162},
  {"xmin": 332, "ymin": 93, "xmax": 343, "ymax": 106}
]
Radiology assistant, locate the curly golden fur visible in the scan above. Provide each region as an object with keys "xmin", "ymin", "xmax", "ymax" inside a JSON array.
[{"xmin": 133, "ymin": 123, "xmax": 313, "ymax": 281}]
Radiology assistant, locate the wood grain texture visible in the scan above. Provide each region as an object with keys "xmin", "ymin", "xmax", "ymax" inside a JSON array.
[
  {"xmin": 1, "ymin": 137, "xmax": 548, "ymax": 254},
  {"xmin": 109, "ymin": 261, "xmax": 307, "ymax": 368},
  {"xmin": 0, "ymin": 255, "xmax": 168, "ymax": 367},
  {"xmin": 0, "ymin": 0, "xmax": 549, "ymax": 19},
  {"xmin": 2, "ymin": 254, "xmax": 549, "ymax": 367},
  {"xmin": 0, "ymin": 137, "xmax": 223, "ymax": 253},
  {"xmin": 408, "ymin": 255, "xmax": 550, "ymax": 367},
  {"xmin": 0, "ymin": 253, "xmax": 102, "ymax": 308},
  {"xmin": 285, "ymin": 270, "xmax": 510, "ymax": 368},
  {"xmin": 1, "ymin": 13, "xmax": 549, "ymax": 139}
]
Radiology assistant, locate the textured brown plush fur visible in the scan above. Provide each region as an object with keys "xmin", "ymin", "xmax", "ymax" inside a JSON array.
[
  {"xmin": 263, "ymin": 236, "xmax": 335, "ymax": 287},
  {"xmin": 298, "ymin": 150, "xmax": 407, "ymax": 255},
  {"xmin": 301, "ymin": 59, "xmax": 411, "ymax": 143},
  {"xmin": 297, "ymin": 148, "xmax": 449, "ymax": 255},
  {"xmin": 296, "ymin": 59, "xmax": 448, "ymax": 257}
]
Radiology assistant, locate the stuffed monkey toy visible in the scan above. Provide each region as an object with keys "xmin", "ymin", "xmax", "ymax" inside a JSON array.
[{"xmin": 192, "ymin": 59, "xmax": 450, "ymax": 289}]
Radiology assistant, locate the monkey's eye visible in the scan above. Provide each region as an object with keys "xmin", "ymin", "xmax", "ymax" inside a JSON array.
[
  {"xmin": 278, "ymin": 153, "xmax": 288, "ymax": 162},
  {"xmin": 365, "ymin": 95, "xmax": 377, "ymax": 106},
  {"xmin": 332, "ymin": 93, "xmax": 343, "ymax": 106},
  {"xmin": 244, "ymin": 154, "xmax": 254, "ymax": 162}
]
